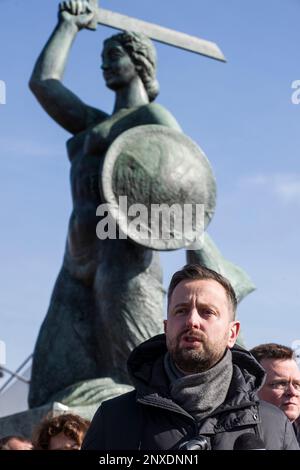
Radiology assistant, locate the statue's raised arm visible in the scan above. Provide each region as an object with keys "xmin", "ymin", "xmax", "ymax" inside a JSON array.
[
  {"xmin": 29, "ymin": 0, "xmax": 108, "ymax": 134},
  {"xmin": 28, "ymin": 3, "xmax": 183, "ymax": 410}
]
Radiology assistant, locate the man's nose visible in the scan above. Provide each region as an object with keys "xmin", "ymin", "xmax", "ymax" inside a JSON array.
[
  {"xmin": 285, "ymin": 383, "xmax": 300, "ymax": 396},
  {"xmin": 185, "ymin": 308, "xmax": 201, "ymax": 329}
]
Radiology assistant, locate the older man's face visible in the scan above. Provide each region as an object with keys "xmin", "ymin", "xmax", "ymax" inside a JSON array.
[
  {"xmin": 258, "ymin": 358, "xmax": 300, "ymax": 422},
  {"xmin": 164, "ymin": 279, "xmax": 240, "ymax": 374}
]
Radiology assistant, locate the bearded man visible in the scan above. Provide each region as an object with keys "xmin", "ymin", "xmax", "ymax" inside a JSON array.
[{"xmin": 82, "ymin": 264, "xmax": 299, "ymax": 450}]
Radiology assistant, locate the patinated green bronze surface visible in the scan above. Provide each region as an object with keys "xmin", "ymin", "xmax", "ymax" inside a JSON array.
[
  {"xmin": 101, "ymin": 124, "xmax": 216, "ymax": 250},
  {"xmin": 65, "ymin": 0, "xmax": 226, "ymax": 60},
  {"xmin": 28, "ymin": 1, "xmax": 254, "ymax": 410}
]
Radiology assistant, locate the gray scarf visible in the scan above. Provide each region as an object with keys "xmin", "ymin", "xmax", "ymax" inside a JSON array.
[{"xmin": 164, "ymin": 349, "xmax": 233, "ymax": 421}]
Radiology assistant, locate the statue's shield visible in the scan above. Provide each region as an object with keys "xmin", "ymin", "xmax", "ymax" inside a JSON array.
[{"xmin": 101, "ymin": 125, "xmax": 216, "ymax": 250}]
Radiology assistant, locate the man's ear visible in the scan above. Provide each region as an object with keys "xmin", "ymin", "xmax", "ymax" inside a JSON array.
[
  {"xmin": 227, "ymin": 321, "xmax": 240, "ymax": 348},
  {"xmin": 163, "ymin": 319, "xmax": 167, "ymax": 334}
]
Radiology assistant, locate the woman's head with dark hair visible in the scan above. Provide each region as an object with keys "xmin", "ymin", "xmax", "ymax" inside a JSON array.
[
  {"xmin": 103, "ymin": 31, "xmax": 159, "ymax": 102},
  {"xmin": 33, "ymin": 413, "xmax": 90, "ymax": 450}
]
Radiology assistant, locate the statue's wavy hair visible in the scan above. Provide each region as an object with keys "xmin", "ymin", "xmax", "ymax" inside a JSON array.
[{"xmin": 104, "ymin": 31, "xmax": 160, "ymax": 102}]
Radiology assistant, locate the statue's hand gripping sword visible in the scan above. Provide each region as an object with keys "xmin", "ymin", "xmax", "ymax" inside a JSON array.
[{"xmin": 84, "ymin": 0, "xmax": 225, "ymax": 62}]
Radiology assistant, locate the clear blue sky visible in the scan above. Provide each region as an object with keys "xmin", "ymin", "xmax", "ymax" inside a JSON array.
[{"xmin": 1, "ymin": 0, "xmax": 300, "ymax": 382}]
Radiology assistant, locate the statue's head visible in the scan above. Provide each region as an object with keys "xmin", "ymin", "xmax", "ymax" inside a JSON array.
[{"xmin": 103, "ymin": 31, "xmax": 159, "ymax": 102}]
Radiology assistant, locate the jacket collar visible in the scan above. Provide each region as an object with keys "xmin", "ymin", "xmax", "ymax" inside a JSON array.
[{"xmin": 128, "ymin": 334, "xmax": 266, "ymax": 426}]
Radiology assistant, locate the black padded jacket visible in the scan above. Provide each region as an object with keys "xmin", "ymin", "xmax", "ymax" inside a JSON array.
[{"xmin": 82, "ymin": 335, "xmax": 299, "ymax": 450}]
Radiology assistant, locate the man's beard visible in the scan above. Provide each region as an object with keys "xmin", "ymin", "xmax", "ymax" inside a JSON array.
[{"xmin": 167, "ymin": 329, "xmax": 227, "ymax": 374}]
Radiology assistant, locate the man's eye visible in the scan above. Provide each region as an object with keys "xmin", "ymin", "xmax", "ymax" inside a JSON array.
[
  {"xmin": 271, "ymin": 381, "xmax": 288, "ymax": 388},
  {"xmin": 201, "ymin": 309, "xmax": 215, "ymax": 316},
  {"xmin": 175, "ymin": 308, "xmax": 186, "ymax": 315}
]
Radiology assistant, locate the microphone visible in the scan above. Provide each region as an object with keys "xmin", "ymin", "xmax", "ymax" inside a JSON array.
[
  {"xmin": 178, "ymin": 436, "xmax": 209, "ymax": 450},
  {"xmin": 233, "ymin": 433, "xmax": 265, "ymax": 450}
]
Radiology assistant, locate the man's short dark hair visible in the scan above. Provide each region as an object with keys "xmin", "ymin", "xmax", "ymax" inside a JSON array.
[
  {"xmin": 250, "ymin": 343, "xmax": 295, "ymax": 363},
  {"xmin": 167, "ymin": 264, "xmax": 237, "ymax": 319},
  {"xmin": 0, "ymin": 435, "xmax": 31, "ymax": 450}
]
